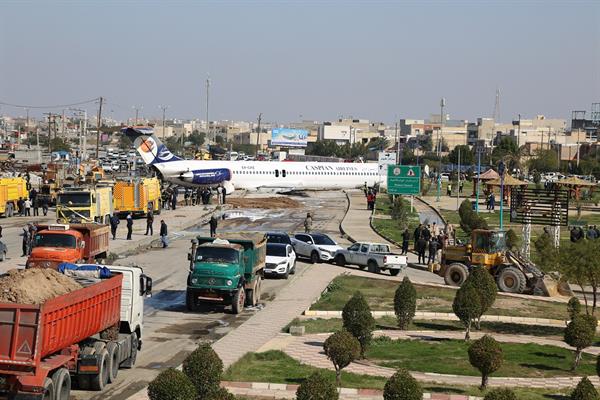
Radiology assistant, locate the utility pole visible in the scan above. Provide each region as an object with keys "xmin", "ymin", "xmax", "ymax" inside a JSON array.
[
  {"xmin": 436, "ymin": 97, "xmax": 445, "ymax": 202},
  {"xmin": 456, "ymin": 147, "xmax": 461, "ymax": 210},
  {"xmin": 133, "ymin": 105, "xmax": 142, "ymax": 125},
  {"xmin": 159, "ymin": 105, "xmax": 169, "ymax": 140},
  {"xmin": 43, "ymin": 113, "xmax": 55, "ymax": 153},
  {"xmin": 62, "ymin": 109, "xmax": 66, "ymax": 136},
  {"xmin": 96, "ymin": 96, "xmax": 103, "ymax": 159},
  {"xmin": 206, "ymin": 76, "xmax": 210, "ymax": 141},
  {"xmin": 516, "ymin": 113, "xmax": 521, "ymax": 148},
  {"xmin": 255, "ymin": 113, "xmax": 262, "ymax": 157}
]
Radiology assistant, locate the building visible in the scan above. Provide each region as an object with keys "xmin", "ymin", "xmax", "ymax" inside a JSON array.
[{"xmin": 318, "ymin": 118, "xmax": 383, "ymax": 145}]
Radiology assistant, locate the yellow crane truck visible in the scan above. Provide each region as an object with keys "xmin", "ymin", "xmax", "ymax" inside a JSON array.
[
  {"xmin": 113, "ymin": 177, "xmax": 161, "ymax": 217},
  {"xmin": 0, "ymin": 177, "xmax": 27, "ymax": 217},
  {"xmin": 56, "ymin": 186, "xmax": 114, "ymax": 224},
  {"xmin": 434, "ymin": 229, "xmax": 559, "ymax": 296}
]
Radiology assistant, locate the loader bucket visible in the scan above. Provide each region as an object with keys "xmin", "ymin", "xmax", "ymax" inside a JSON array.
[{"xmin": 532, "ymin": 275, "xmax": 569, "ymax": 297}]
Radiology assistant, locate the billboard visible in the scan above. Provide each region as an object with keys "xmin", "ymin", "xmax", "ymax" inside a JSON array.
[{"xmin": 271, "ymin": 128, "xmax": 308, "ymax": 147}]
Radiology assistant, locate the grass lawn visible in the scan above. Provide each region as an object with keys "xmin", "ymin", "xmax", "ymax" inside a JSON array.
[
  {"xmin": 310, "ymin": 275, "xmax": 568, "ymax": 320},
  {"xmin": 224, "ymin": 350, "xmax": 570, "ymax": 400},
  {"xmin": 368, "ymin": 337, "xmax": 595, "ymax": 378},
  {"xmin": 284, "ymin": 317, "xmax": 566, "ymax": 339},
  {"xmin": 372, "ymin": 195, "xmax": 421, "ymax": 244}
]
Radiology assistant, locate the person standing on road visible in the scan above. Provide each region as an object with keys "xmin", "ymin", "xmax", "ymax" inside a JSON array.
[
  {"xmin": 209, "ymin": 215, "xmax": 218, "ymax": 237},
  {"xmin": 222, "ymin": 186, "xmax": 227, "ymax": 204},
  {"xmin": 41, "ymin": 198, "xmax": 49, "ymax": 216},
  {"xmin": 171, "ymin": 192, "xmax": 177, "ymax": 210},
  {"xmin": 417, "ymin": 236, "xmax": 427, "ymax": 264},
  {"xmin": 32, "ymin": 197, "xmax": 39, "ymax": 216},
  {"xmin": 489, "ymin": 193, "xmax": 495, "ymax": 211},
  {"xmin": 109, "ymin": 214, "xmax": 119, "ymax": 240},
  {"xmin": 459, "ymin": 180, "xmax": 464, "ymax": 195},
  {"xmin": 145, "ymin": 209, "xmax": 154, "ymax": 235},
  {"xmin": 24, "ymin": 198, "xmax": 32, "ymax": 216},
  {"xmin": 160, "ymin": 220, "xmax": 168, "ymax": 248},
  {"xmin": 184, "ymin": 189, "xmax": 190, "ymax": 206},
  {"xmin": 126, "ymin": 213, "xmax": 133, "ymax": 240},
  {"xmin": 21, "ymin": 227, "xmax": 30, "ymax": 257},
  {"xmin": 428, "ymin": 238, "xmax": 439, "ymax": 264},
  {"xmin": 447, "ymin": 183, "xmax": 452, "ymax": 197},
  {"xmin": 304, "ymin": 213, "xmax": 313, "ymax": 233},
  {"xmin": 401, "ymin": 228, "xmax": 410, "ymax": 255},
  {"xmin": 413, "ymin": 224, "xmax": 422, "ymax": 251}
]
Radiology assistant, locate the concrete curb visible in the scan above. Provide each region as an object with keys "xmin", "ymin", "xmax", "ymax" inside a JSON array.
[
  {"xmin": 339, "ymin": 190, "xmax": 357, "ymax": 243},
  {"xmin": 302, "ymin": 310, "xmax": 567, "ymax": 327},
  {"xmin": 221, "ymin": 381, "xmax": 482, "ymax": 400}
]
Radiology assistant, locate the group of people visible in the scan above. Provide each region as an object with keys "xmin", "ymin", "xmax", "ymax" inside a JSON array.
[
  {"xmin": 165, "ymin": 186, "xmax": 228, "ymax": 210},
  {"xmin": 21, "ymin": 223, "xmax": 38, "ymax": 257},
  {"xmin": 15, "ymin": 188, "xmax": 50, "ymax": 217},
  {"xmin": 401, "ymin": 222, "xmax": 454, "ymax": 265},
  {"xmin": 109, "ymin": 209, "xmax": 169, "ymax": 248},
  {"xmin": 364, "ymin": 186, "xmax": 378, "ymax": 210},
  {"xmin": 446, "ymin": 181, "xmax": 464, "ymax": 196},
  {"xmin": 485, "ymin": 193, "xmax": 496, "ymax": 211},
  {"xmin": 570, "ymin": 225, "xmax": 600, "ymax": 242}
]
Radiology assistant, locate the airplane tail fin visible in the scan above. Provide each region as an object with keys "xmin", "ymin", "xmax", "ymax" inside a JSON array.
[{"xmin": 121, "ymin": 126, "xmax": 182, "ymax": 165}]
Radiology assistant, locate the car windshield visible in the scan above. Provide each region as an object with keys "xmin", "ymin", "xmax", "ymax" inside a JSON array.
[
  {"xmin": 312, "ymin": 235, "xmax": 335, "ymax": 246},
  {"xmin": 57, "ymin": 193, "xmax": 91, "ymax": 206},
  {"xmin": 267, "ymin": 244, "xmax": 287, "ymax": 257},
  {"xmin": 34, "ymin": 233, "xmax": 77, "ymax": 248},
  {"xmin": 267, "ymin": 234, "xmax": 291, "ymax": 245},
  {"xmin": 195, "ymin": 247, "xmax": 239, "ymax": 264}
]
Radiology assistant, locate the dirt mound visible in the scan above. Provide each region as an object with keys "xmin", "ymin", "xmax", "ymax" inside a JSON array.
[
  {"xmin": 227, "ymin": 197, "xmax": 302, "ymax": 209},
  {"xmin": 0, "ymin": 268, "xmax": 83, "ymax": 305}
]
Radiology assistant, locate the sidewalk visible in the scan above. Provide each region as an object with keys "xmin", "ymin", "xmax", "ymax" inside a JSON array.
[{"xmin": 282, "ymin": 332, "xmax": 598, "ymax": 389}]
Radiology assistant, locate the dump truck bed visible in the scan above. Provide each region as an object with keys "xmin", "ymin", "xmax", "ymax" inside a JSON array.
[{"xmin": 0, "ymin": 273, "xmax": 122, "ymax": 369}]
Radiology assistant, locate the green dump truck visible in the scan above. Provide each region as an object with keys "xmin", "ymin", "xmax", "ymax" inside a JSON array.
[{"xmin": 186, "ymin": 232, "xmax": 266, "ymax": 314}]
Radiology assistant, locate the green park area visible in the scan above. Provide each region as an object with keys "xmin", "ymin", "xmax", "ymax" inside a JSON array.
[{"xmin": 309, "ymin": 275, "xmax": 569, "ymax": 321}]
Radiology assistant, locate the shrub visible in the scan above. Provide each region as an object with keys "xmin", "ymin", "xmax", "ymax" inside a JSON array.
[
  {"xmin": 296, "ymin": 372, "xmax": 339, "ymax": 400},
  {"xmin": 483, "ymin": 388, "xmax": 517, "ymax": 400},
  {"xmin": 342, "ymin": 291, "xmax": 376, "ymax": 357},
  {"xmin": 570, "ymin": 377, "xmax": 599, "ymax": 400},
  {"xmin": 459, "ymin": 199, "xmax": 488, "ymax": 234},
  {"xmin": 505, "ymin": 229, "xmax": 521, "ymax": 252},
  {"xmin": 209, "ymin": 387, "xmax": 236, "ymax": 400},
  {"xmin": 452, "ymin": 282, "xmax": 482, "ymax": 340},
  {"xmin": 323, "ymin": 330, "xmax": 361, "ymax": 386},
  {"xmin": 383, "ymin": 368, "xmax": 422, "ymax": 400},
  {"xmin": 568, "ymin": 297, "xmax": 582, "ymax": 320},
  {"xmin": 394, "ymin": 277, "xmax": 417, "ymax": 330},
  {"xmin": 468, "ymin": 335, "xmax": 503, "ymax": 389},
  {"xmin": 182, "ymin": 343, "xmax": 223, "ymax": 399},
  {"xmin": 465, "ymin": 267, "xmax": 497, "ymax": 329},
  {"xmin": 147, "ymin": 368, "xmax": 197, "ymax": 400},
  {"xmin": 597, "ymin": 354, "xmax": 600, "ymax": 377},
  {"xmin": 564, "ymin": 314, "xmax": 598, "ymax": 370}
]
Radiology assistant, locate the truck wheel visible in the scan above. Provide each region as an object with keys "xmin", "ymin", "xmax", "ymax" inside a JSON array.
[
  {"xmin": 90, "ymin": 349, "xmax": 109, "ymax": 391},
  {"xmin": 367, "ymin": 260, "xmax": 379, "ymax": 273},
  {"xmin": 335, "ymin": 254, "xmax": 346, "ymax": 266},
  {"xmin": 42, "ymin": 377, "xmax": 55, "ymax": 400},
  {"xmin": 389, "ymin": 269, "xmax": 400, "ymax": 276},
  {"xmin": 186, "ymin": 290, "xmax": 198, "ymax": 312},
  {"xmin": 310, "ymin": 251, "xmax": 320, "ymax": 264},
  {"xmin": 121, "ymin": 333, "xmax": 138, "ymax": 369},
  {"xmin": 497, "ymin": 266, "xmax": 527, "ymax": 294},
  {"xmin": 52, "ymin": 368, "xmax": 71, "ymax": 400},
  {"xmin": 232, "ymin": 289, "xmax": 245, "ymax": 314},
  {"xmin": 106, "ymin": 342, "xmax": 119, "ymax": 383},
  {"xmin": 444, "ymin": 263, "xmax": 469, "ymax": 286}
]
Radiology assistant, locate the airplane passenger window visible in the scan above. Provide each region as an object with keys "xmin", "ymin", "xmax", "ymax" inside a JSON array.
[
  {"xmin": 282, "ymin": 170, "xmax": 286, "ymax": 177},
  {"xmin": 275, "ymin": 169, "xmax": 279, "ymax": 177}
]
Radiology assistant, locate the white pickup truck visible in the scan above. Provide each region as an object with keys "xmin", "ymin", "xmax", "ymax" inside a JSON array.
[{"xmin": 333, "ymin": 242, "xmax": 407, "ymax": 276}]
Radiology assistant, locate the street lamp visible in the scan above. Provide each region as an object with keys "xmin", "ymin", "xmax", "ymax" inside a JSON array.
[
  {"xmin": 436, "ymin": 97, "xmax": 446, "ymax": 202},
  {"xmin": 475, "ymin": 145, "xmax": 483, "ymax": 214},
  {"xmin": 498, "ymin": 160, "xmax": 506, "ymax": 230}
]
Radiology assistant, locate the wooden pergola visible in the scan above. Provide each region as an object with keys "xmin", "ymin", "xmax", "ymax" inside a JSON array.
[
  {"xmin": 472, "ymin": 169, "xmax": 500, "ymax": 197},
  {"xmin": 486, "ymin": 175, "xmax": 529, "ymax": 204},
  {"xmin": 554, "ymin": 177, "xmax": 597, "ymax": 200}
]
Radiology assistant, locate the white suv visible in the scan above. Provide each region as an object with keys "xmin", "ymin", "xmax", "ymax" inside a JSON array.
[
  {"xmin": 265, "ymin": 243, "xmax": 296, "ymax": 279},
  {"xmin": 291, "ymin": 233, "xmax": 342, "ymax": 264}
]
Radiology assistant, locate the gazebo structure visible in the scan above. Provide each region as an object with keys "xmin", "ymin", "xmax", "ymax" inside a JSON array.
[
  {"xmin": 472, "ymin": 169, "xmax": 500, "ymax": 197},
  {"xmin": 486, "ymin": 175, "xmax": 528, "ymax": 204},
  {"xmin": 554, "ymin": 177, "xmax": 597, "ymax": 200}
]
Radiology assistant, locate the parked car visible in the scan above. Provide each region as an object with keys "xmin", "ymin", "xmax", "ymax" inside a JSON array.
[
  {"xmin": 334, "ymin": 242, "xmax": 407, "ymax": 276},
  {"xmin": 266, "ymin": 231, "xmax": 293, "ymax": 246},
  {"xmin": 265, "ymin": 243, "xmax": 296, "ymax": 278},
  {"xmin": 440, "ymin": 173, "xmax": 450, "ymax": 181},
  {"xmin": 291, "ymin": 233, "xmax": 342, "ymax": 263}
]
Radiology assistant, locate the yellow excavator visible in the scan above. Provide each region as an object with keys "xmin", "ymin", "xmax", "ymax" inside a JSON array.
[{"xmin": 433, "ymin": 229, "xmax": 561, "ymax": 296}]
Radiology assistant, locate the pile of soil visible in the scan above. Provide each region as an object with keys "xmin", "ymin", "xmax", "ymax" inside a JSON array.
[
  {"xmin": 227, "ymin": 197, "xmax": 302, "ymax": 209},
  {"xmin": 0, "ymin": 268, "xmax": 83, "ymax": 305}
]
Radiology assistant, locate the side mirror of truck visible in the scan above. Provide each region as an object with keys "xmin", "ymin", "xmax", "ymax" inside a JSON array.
[
  {"xmin": 140, "ymin": 274, "xmax": 153, "ymax": 297},
  {"xmin": 80, "ymin": 241, "xmax": 86, "ymax": 249}
]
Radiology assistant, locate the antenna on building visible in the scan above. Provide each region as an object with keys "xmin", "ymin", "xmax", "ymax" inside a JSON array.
[{"xmin": 493, "ymin": 87, "xmax": 500, "ymax": 122}]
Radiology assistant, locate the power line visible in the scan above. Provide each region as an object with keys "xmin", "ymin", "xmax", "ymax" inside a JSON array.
[{"xmin": 0, "ymin": 97, "xmax": 100, "ymax": 109}]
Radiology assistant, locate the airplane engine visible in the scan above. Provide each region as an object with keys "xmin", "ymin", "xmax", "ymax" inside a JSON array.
[{"xmin": 178, "ymin": 168, "xmax": 232, "ymax": 187}]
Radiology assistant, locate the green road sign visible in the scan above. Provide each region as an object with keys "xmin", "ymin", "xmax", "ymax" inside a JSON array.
[{"xmin": 387, "ymin": 165, "xmax": 421, "ymax": 195}]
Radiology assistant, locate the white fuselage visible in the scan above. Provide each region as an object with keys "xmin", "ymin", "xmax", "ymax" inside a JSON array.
[{"xmin": 154, "ymin": 159, "xmax": 387, "ymax": 191}]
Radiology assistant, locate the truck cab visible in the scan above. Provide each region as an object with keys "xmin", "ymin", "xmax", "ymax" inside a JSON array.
[{"xmin": 56, "ymin": 187, "xmax": 113, "ymax": 224}]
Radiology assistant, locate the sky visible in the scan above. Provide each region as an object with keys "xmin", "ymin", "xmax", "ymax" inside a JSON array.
[{"xmin": 1, "ymin": 0, "xmax": 599, "ymax": 125}]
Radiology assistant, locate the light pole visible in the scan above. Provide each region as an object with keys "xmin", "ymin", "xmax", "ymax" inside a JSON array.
[
  {"xmin": 498, "ymin": 160, "xmax": 506, "ymax": 230},
  {"xmin": 133, "ymin": 105, "xmax": 143, "ymax": 125},
  {"xmin": 436, "ymin": 97, "xmax": 446, "ymax": 202},
  {"xmin": 475, "ymin": 145, "xmax": 482, "ymax": 214},
  {"xmin": 158, "ymin": 105, "xmax": 169, "ymax": 140}
]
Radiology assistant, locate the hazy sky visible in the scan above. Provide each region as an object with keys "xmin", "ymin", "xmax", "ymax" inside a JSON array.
[{"xmin": 1, "ymin": 0, "xmax": 599, "ymax": 124}]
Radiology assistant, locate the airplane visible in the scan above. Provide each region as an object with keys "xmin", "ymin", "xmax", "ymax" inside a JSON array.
[{"xmin": 123, "ymin": 126, "xmax": 388, "ymax": 193}]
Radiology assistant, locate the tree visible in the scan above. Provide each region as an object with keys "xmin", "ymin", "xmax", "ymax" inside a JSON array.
[
  {"xmin": 147, "ymin": 368, "xmax": 197, "ymax": 400},
  {"xmin": 383, "ymin": 368, "xmax": 422, "ymax": 400},
  {"xmin": 568, "ymin": 297, "xmax": 582, "ymax": 320},
  {"xmin": 505, "ymin": 229, "xmax": 521, "ymax": 252},
  {"xmin": 394, "ymin": 277, "xmax": 417, "ymax": 330},
  {"xmin": 342, "ymin": 292, "xmax": 376, "ymax": 358},
  {"xmin": 323, "ymin": 330, "xmax": 361, "ymax": 386},
  {"xmin": 49, "ymin": 137, "xmax": 71, "ymax": 152},
  {"xmin": 570, "ymin": 377, "xmax": 599, "ymax": 400},
  {"xmin": 468, "ymin": 335, "xmax": 503, "ymax": 389},
  {"xmin": 483, "ymin": 388, "xmax": 517, "ymax": 400},
  {"xmin": 491, "ymin": 137, "xmax": 519, "ymax": 167},
  {"xmin": 215, "ymin": 135, "xmax": 225, "ymax": 146},
  {"xmin": 561, "ymin": 240, "xmax": 600, "ymax": 315},
  {"xmin": 210, "ymin": 388, "xmax": 236, "ymax": 400},
  {"xmin": 452, "ymin": 283, "xmax": 483, "ymax": 340},
  {"xmin": 448, "ymin": 145, "xmax": 474, "ymax": 165},
  {"xmin": 465, "ymin": 267, "xmax": 498, "ymax": 329},
  {"xmin": 528, "ymin": 149, "xmax": 559, "ymax": 173},
  {"xmin": 533, "ymin": 231, "xmax": 560, "ymax": 273},
  {"xmin": 458, "ymin": 199, "xmax": 488, "ymax": 235},
  {"xmin": 118, "ymin": 134, "xmax": 133, "ymax": 150},
  {"xmin": 188, "ymin": 131, "xmax": 206, "ymax": 147},
  {"xmin": 182, "ymin": 343, "xmax": 223, "ymax": 399},
  {"xmin": 564, "ymin": 314, "xmax": 597, "ymax": 370},
  {"xmin": 296, "ymin": 372, "xmax": 339, "ymax": 400}
]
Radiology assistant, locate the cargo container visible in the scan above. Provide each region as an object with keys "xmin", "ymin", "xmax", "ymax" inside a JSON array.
[
  {"xmin": 0, "ymin": 265, "xmax": 152, "ymax": 399},
  {"xmin": 56, "ymin": 186, "xmax": 113, "ymax": 224},
  {"xmin": 26, "ymin": 224, "xmax": 110, "ymax": 269},
  {"xmin": 0, "ymin": 177, "xmax": 27, "ymax": 217},
  {"xmin": 113, "ymin": 177, "xmax": 161, "ymax": 217}
]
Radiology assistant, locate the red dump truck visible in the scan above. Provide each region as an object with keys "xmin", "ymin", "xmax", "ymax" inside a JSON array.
[
  {"xmin": 26, "ymin": 224, "xmax": 110, "ymax": 269},
  {"xmin": 0, "ymin": 265, "xmax": 152, "ymax": 399}
]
